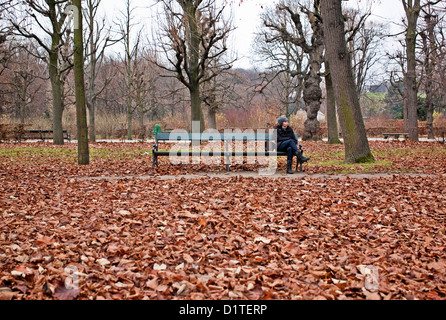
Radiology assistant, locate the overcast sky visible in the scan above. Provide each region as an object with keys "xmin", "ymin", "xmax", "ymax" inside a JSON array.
[{"xmin": 99, "ymin": 0, "xmax": 406, "ymax": 69}]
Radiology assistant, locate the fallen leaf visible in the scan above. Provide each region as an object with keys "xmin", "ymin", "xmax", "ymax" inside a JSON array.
[
  {"xmin": 183, "ymin": 253, "xmax": 194, "ymax": 264},
  {"xmin": 119, "ymin": 210, "xmax": 131, "ymax": 216},
  {"xmin": 11, "ymin": 265, "xmax": 33, "ymax": 277},
  {"xmin": 146, "ymin": 278, "xmax": 159, "ymax": 290},
  {"xmin": 35, "ymin": 236, "xmax": 55, "ymax": 246},
  {"xmin": 53, "ymin": 281, "xmax": 79, "ymax": 300},
  {"xmin": 153, "ymin": 263, "xmax": 167, "ymax": 271},
  {"xmin": 0, "ymin": 288, "xmax": 16, "ymax": 300},
  {"xmin": 254, "ymin": 237, "xmax": 271, "ymax": 244},
  {"xmin": 96, "ymin": 258, "xmax": 110, "ymax": 266},
  {"xmin": 427, "ymin": 260, "xmax": 446, "ymax": 273}
]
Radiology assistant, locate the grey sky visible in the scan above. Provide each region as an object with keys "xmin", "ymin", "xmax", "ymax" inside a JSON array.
[{"xmin": 99, "ymin": 0, "xmax": 405, "ymax": 69}]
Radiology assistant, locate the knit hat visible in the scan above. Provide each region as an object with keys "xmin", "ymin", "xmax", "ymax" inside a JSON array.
[{"xmin": 278, "ymin": 115, "xmax": 288, "ymax": 126}]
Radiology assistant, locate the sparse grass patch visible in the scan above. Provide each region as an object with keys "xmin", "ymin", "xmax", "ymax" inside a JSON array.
[
  {"xmin": 0, "ymin": 147, "xmax": 76, "ymax": 162},
  {"xmin": 312, "ymin": 159, "xmax": 394, "ymax": 174}
]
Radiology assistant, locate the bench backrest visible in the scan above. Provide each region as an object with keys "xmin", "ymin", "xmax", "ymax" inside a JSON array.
[
  {"xmin": 155, "ymin": 131, "xmax": 298, "ymax": 142},
  {"xmin": 27, "ymin": 129, "xmax": 68, "ymax": 133}
]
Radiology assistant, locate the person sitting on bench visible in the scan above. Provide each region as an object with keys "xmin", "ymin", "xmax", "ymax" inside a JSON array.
[{"xmin": 276, "ymin": 115, "xmax": 309, "ymax": 174}]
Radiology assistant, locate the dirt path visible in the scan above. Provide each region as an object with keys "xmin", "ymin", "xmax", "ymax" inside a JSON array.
[{"xmin": 75, "ymin": 171, "xmax": 441, "ymax": 181}]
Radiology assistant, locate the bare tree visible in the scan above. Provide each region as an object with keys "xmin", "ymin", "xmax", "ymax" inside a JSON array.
[
  {"xmin": 254, "ymin": 1, "xmax": 307, "ymax": 118},
  {"xmin": 321, "ymin": 0, "xmax": 373, "ymax": 163},
  {"xmin": 116, "ymin": 0, "xmax": 146, "ymax": 140},
  {"xmin": 72, "ymin": 0, "xmax": 89, "ymax": 164},
  {"xmin": 0, "ymin": 1, "xmax": 14, "ymax": 46},
  {"xmin": 155, "ymin": 0, "xmax": 234, "ymax": 132},
  {"xmin": 344, "ymin": 7, "xmax": 385, "ymax": 95},
  {"xmin": 435, "ymin": 12, "xmax": 446, "ymax": 114},
  {"xmin": 264, "ymin": 0, "xmax": 325, "ymax": 141},
  {"xmin": 135, "ymin": 51, "xmax": 160, "ymax": 139},
  {"xmin": 401, "ymin": 0, "xmax": 441, "ymax": 141},
  {"xmin": 324, "ymin": 58, "xmax": 341, "ymax": 144},
  {"xmin": 201, "ymin": 60, "xmax": 241, "ymax": 129},
  {"xmin": 402, "ymin": 0, "xmax": 422, "ymax": 141},
  {"xmin": 0, "ymin": 40, "xmax": 46, "ymax": 123},
  {"xmin": 7, "ymin": 0, "xmax": 74, "ymax": 145},
  {"xmin": 419, "ymin": 3, "xmax": 445, "ymax": 139},
  {"xmin": 84, "ymin": 0, "xmax": 121, "ymax": 142}
]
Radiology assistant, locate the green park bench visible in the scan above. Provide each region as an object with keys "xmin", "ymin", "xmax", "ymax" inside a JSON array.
[
  {"xmin": 151, "ymin": 131, "xmax": 305, "ymax": 172},
  {"xmin": 23, "ymin": 129, "xmax": 71, "ymax": 142}
]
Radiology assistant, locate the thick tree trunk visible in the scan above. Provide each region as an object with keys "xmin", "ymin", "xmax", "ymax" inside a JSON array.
[
  {"xmin": 49, "ymin": 50, "xmax": 64, "ymax": 145},
  {"xmin": 403, "ymin": 1, "xmax": 420, "ymax": 141},
  {"xmin": 302, "ymin": 3, "xmax": 324, "ymax": 142},
  {"xmin": 47, "ymin": 1, "xmax": 65, "ymax": 146},
  {"xmin": 190, "ymin": 85, "xmax": 205, "ymax": 132},
  {"xmin": 303, "ymin": 75, "xmax": 322, "ymax": 141},
  {"xmin": 184, "ymin": 2, "xmax": 205, "ymax": 132},
  {"xmin": 73, "ymin": 0, "xmax": 89, "ymax": 165},
  {"xmin": 325, "ymin": 61, "xmax": 341, "ymax": 144},
  {"xmin": 405, "ymin": 33, "xmax": 419, "ymax": 141},
  {"xmin": 321, "ymin": 0, "xmax": 373, "ymax": 163}
]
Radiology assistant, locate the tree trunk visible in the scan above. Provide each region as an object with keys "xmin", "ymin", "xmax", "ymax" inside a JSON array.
[
  {"xmin": 137, "ymin": 84, "xmax": 145, "ymax": 140},
  {"xmin": 302, "ymin": 3, "xmax": 324, "ymax": 142},
  {"xmin": 423, "ymin": 12, "xmax": 436, "ymax": 140},
  {"xmin": 321, "ymin": 0, "xmax": 373, "ymax": 163},
  {"xmin": 403, "ymin": 1, "xmax": 421, "ymax": 141},
  {"xmin": 20, "ymin": 82, "xmax": 27, "ymax": 124},
  {"xmin": 284, "ymin": 45, "xmax": 292, "ymax": 118},
  {"xmin": 325, "ymin": 61, "xmax": 341, "ymax": 144},
  {"xmin": 127, "ymin": 100, "xmax": 133, "ymax": 140},
  {"xmin": 87, "ymin": 101, "xmax": 96, "ymax": 142},
  {"xmin": 87, "ymin": 0, "xmax": 96, "ymax": 142},
  {"xmin": 426, "ymin": 101, "xmax": 434, "ymax": 139},
  {"xmin": 49, "ymin": 48, "xmax": 64, "ymax": 145},
  {"xmin": 208, "ymin": 106, "xmax": 217, "ymax": 130},
  {"xmin": 87, "ymin": 54, "xmax": 97, "ymax": 142},
  {"xmin": 302, "ymin": 74, "xmax": 322, "ymax": 141},
  {"xmin": 190, "ymin": 85, "xmax": 205, "ymax": 132},
  {"xmin": 47, "ymin": 1, "xmax": 65, "ymax": 146},
  {"xmin": 124, "ymin": 0, "xmax": 133, "ymax": 141},
  {"xmin": 125, "ymin": 57, "xmax": 132, "ymax": 140},
  {"xmin": 184, "ymin": 2, "xmax": 205, "ymax": 132},
  {"xmin": 73, "ymin": 0, "xmax": 90, "ymax": 165}
]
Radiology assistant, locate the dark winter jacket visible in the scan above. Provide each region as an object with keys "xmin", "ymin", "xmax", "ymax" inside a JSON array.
[{"xmin": 275, "ymin": 125, "xmax": 297, "ymax": 149}]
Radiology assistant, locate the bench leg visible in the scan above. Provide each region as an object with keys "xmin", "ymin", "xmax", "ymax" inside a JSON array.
[{"xmin": 224, "ymin": 141, "xmax": 230, "ymax": 172}]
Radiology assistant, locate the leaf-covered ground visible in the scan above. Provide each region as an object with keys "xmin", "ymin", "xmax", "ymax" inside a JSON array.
[{"xmin": 0, "ymin": 141, "xmax": 445, "ymax": 300}]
